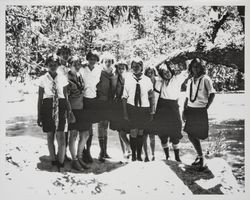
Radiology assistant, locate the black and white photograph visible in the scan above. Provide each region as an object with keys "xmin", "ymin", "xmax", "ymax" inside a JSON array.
[{"xmin": 1, "ymin": 0, "xmax": 248, "ymax": 199}]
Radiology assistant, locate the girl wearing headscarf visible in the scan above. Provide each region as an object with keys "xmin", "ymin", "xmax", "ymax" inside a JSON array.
[
  {"xmin": 122, "ymin": 57, "xmax": 155, "ymax": 161},
  {"xmin": 183, "ymin": 58, "xmax": 215, "ymax": 170}
]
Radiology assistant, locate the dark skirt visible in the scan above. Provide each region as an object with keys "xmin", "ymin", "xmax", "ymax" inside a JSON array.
[
  {"xmin": 81, "ymin": 97, "xmax": 112, "ymax": 123},
  {"xmin": 109, "ymin": 100, "xmax": 130, "ymax": 132},
  {"xmin": 183, "ymin": 106, "xmax": 208, "ymax": 140},
  {"xmin": 126, "ymin": 104, "xmax": 151, "ymax": 130},
  {"xmin": 146, "ymin": 98, "xmax": 182, "ymax": 139},
  {"xmin": 41, "ymin": 98, "xmax": 67, "ymax": 132},
  {"xmin": 68, "ymin": 109, "xmax": 91, "ymax": 131}
]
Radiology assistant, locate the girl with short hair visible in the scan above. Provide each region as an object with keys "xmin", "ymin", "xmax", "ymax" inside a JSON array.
[
  {"xmin": 149, "ymin": 61, "xmax": 189, "ymax": 162},
  {"xmin": 96, "ymin": 52, "xmax": 116, "ymax": 162},
  {"xmin": 122, "ymin": 58, "xmax": 155, "ymax": 161},
  {"xmin": 109, "ymin": 60, "xmax": 131, "ymax": 159},
  {"xmin": 67, "ymin": 55, "xmax": 90, "ymax": 171}
]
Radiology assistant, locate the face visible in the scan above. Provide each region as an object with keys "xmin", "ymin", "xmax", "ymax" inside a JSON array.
[
  {"xmin": 131, "ymin": 62, "xmax": 143, "ymax": 75},
  {"xmin": 104, "ymin": 59, "xmax": 113, "ymax": 68},
  {"xmin": 88, "ymin": 55, "xmax": 98, "ymax": 66},
  {"xmin": 191, "ymin": 63, "xmax": 201, "ymax": 77},
  {"xmin": 72, "ymin": 61, "xmax": 81, "ymax": 71},
  {"xmin": 48, "ymin": 61, "xmax": 59, "ymax": 73},
  {"xmin": 161, "ymin": 68, "xmax": 172, "ymax": 80},
  {"xmin": 116, "ymin": 64, "xmax": 126, "ymax": 75},
  {"xmin": 60, "ymin": 49, "xmax": 70, "ymax": 61},
  {"xmin": 146, "ymin": 69, "xmax": 154, "ymax": 78}
]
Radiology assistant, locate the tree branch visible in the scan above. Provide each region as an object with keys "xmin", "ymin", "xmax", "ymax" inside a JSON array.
[
  {"xmin": 211, "ymin": 11, "xmax": 230, "ymax": 43},
  {"xmin": 155, "ymin": 46, "xmax": 244, "ymax": 72}
]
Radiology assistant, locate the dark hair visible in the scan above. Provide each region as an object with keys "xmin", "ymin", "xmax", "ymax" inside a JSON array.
[
  {"xmin": 45, "ymin": 54, "xmax": 60, "ymax": 66},
  {"xmin": 86, "ymin": 51, "xmax": 100, "ymax": 62},
  {"xmin": 144, "ymin": 67, "xmax": 157, "ymax": 77},
  {"xmin": 115, "ymin": 63, "xmax": 129, "ymax": 71},
  {"xmin": 56, "ymin": 45, "xmax": 71, "ymax": 56},
  {"xmin": 188, "ymin": 58, "xmax": 206, "ymax": 77}
]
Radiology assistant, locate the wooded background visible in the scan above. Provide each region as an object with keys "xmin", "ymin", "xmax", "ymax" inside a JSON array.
[{"xmin": 5, "ymin": 6, "xmax": 245, "ymax": 91}]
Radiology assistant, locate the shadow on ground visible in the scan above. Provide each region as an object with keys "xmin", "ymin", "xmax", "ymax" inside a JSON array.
[
  {"xmin": 37, "ymin": 155, "xmax": 128, "ymax": 174},
  {"xmin": 166, "ymin": 160, "xmax": 223, "ymax": 194}
]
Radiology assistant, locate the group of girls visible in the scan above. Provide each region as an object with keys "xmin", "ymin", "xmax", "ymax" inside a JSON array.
[{"xmin": 37, "ymin": 46, "xmax": 216, "ymax": 172}]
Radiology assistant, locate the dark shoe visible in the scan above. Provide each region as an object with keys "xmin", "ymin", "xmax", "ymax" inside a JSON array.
[
  {"xmin": 191, "ymin": 157, "xmax": 202, "ymax": 166},
  {"xmin": 57, "ymin": 162, "xmax": 65, "ymax": 172},
  {"xmin": 151, "ymin": 156, "xmax": 155, "ymax": 161},
  {"xmin": 78, "ymin": 159, "xmax": 90, "ymax": 170},
  {"xmin": 174, "ymin": 149, "xmax": 181, "ymax": 162},
  {"xmin": 137, "ymin": 156, "xmax": 143, "ymax": 161},
  {"xmin": 64, "ymin": 154, "xmax": 71, "ymax": 162},
  {"xmin": 132, "ymin": 155, "xmax": 137, "ymax": 161},
  {"xmin": 104, "ymin": 153, "xmax": 111, "ymax": 159},
  {"xmin": 71, "ymin": 160, "xmax": 84, "ymax": 172},
  {"xmin": 82, "ymin": 149, "xmax": 93, "ymax": 164},
  {"xmin": 163, "ymin": 147, "xmax": 169, "ymax": 160},
  {"xmin": 144, "ymin": 156, "xmax": 150, "ymax": 162},
  {"xmin": 98, "ymin": 154, "xmax": 106, "ymax": 162}
]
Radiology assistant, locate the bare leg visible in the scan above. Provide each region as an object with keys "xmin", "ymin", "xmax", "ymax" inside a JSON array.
[
  {"xmin": 120, "ymin": 130, "xmax": 131, "ymax": 152},
  {"xmin": 188, "ymin": 135, "xmax": 203, "ymax": 156},
  {"xmin": 47, "ymin": 132, "xmax": 56, "ymax": 161},
  {"xmin": 56, "ymin": 131, "xmax": 66, "ymax": 165},
  {"xmin": 149, "ymin": 134, "xmax": 155, "ymax": 159},
  {"xmin": 143, "ymin": 133, "xmax": 149, "ymax": 162},
  {"xmin": 119, "ymin": 132, "xmax": 126, "ymax": 155},
  {"xmin": 69, "ymin": 130, "xmax": 78, "ymax": 160},
  {"xmin": 78, "ymin": 130, "xmax": 89, "ymax": 159}
]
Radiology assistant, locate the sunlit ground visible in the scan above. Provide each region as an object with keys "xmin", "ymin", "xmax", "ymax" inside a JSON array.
[{"xmin": 5, "ymin": 86, "xmax": 245, "ymax": 189}]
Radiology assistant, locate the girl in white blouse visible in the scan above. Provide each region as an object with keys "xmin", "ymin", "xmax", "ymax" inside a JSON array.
[
  {"xmin": 149, "ymin": 61, "xmax": 189, "ymax": 162},
  {"xmin": 122, "ymin": 57, "xmax": 155, "ymax": 161},
  {"xmin": 37, "ymin": 54, "xmax": 72, "ymax": 172},
  {"xmin": 183, "ymin": 58, "xmax": 215, "ymax": 171}
]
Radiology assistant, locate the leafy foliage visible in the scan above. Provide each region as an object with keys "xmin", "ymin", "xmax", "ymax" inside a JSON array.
[{"xmin": 6, "ymin": 5, "xmax": 244, "ymax": 90}]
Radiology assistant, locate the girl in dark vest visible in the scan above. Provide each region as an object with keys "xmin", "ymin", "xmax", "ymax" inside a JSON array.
[
  {"xmin": 122, "ymin": 58, "xmax": 155, "ymax": 161},
  {"xmin": 183, "ymin": 58, "xmax": 215, "ymax": 170},
  {"xmin": 67, "ymin": 55, "xmax": 90, "ymax": 171},
  {"xmin": 96, "ymin": 52, "xmax": 116, "ymax": 162},
  {"xmin": 109, "ymin": 60, "xmax": 131, "ymax": 159}
]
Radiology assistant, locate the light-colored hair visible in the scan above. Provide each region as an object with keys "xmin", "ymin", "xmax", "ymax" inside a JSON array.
[{"xmin": 100, "ymin": 52, "xmax": 115, "ymax": 64}]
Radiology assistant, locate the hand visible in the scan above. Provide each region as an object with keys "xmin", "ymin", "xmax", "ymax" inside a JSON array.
[
  {"xmin": 68, "ymin": 111, "xmax": 76, "ymax": 123},
  {"xmin": 124, "ymin": 113, "xmax": 129, "ymax": 121},
  {"xmin": 37, "ymin": 117, "xmax": 42, "ymax": 127}
]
